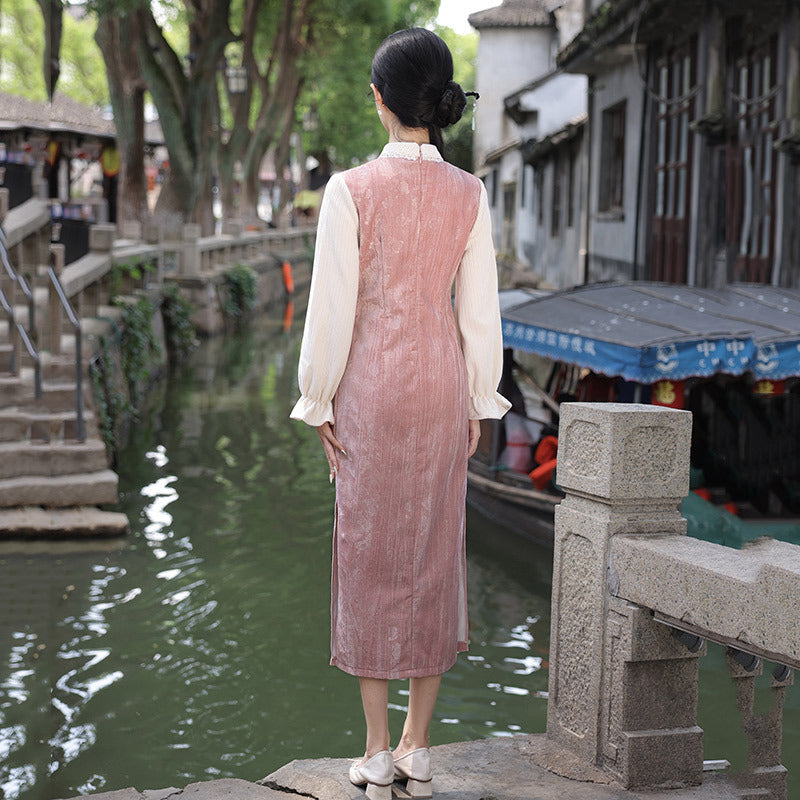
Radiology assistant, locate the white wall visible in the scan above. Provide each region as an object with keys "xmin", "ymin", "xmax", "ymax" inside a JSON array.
[
  {"xmin": 516, "ymin": 72, "xmax": 587, "ymax": 138},
  {"xmin": 473, "ymin": 26, "xmax": 555, "ymax": 170},
  {"xmin": 523, "ymin": 133, "xmax": 587, "ymax": 289},
  {"xmin": 554, "ymin": 0, "xmax": 585, "ymax": 50},
  {"xmin": 587, "ymin": 61, "xmax": 644, "ymax": 280}
]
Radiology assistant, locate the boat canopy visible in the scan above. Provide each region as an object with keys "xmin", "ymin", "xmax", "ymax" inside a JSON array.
[{"xmin": 500, "ymin": 282, "xmax": 800, "ymax": 383}]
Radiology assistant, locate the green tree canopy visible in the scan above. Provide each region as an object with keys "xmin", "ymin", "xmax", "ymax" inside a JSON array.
[
  {"xmin": 301, "ymin": 16, "xmax": 477, "ymax": 171},
  {"xmin": 0, "ymin": 0, "xmax": 108, "ymax": 106}
]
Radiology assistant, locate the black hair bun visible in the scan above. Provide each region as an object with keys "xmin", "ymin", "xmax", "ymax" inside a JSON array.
[{"xmin": 433, "ymin": 80, "xmax": 467, "ymax": 128}]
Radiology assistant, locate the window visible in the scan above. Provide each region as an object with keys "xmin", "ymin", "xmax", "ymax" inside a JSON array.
[
  {"xmin": 551, "ymin": 155, "xmax": 561, "ymax": 237},
  {"xmin": 535, "ymin": 168, "xmax": 544, "ymax": 226},
  {"xmin": 521, "ymin": 165, "xmax": 529, "ymax": 209},
  {"xmin": 598, "ymin": 102, "xmax": 626, "ymax": 213},
  {"xmin": 503, "ymin": 182, "xmax": 516, "ymax": 253},
  {"xmin": 490, "ymin": 168, "xmax": 499, "ymax": 207},
  {"xmin": 567, "ymin": 148, "xmax": 576, "ymax": 228}
]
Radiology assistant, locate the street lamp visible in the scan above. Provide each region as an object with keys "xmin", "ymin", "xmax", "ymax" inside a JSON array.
[{"xmin": 225, "ymin": 65, "xmax": 248, "ymax": 94}]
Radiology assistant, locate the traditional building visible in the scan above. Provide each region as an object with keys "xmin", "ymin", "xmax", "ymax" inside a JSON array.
[
  {"xmin": 470, "ymin": 0, "xmax": 588, "ymax": 289},
  {"xmin": 559, "ymin": 0, "xmax": 800, "ymax": 288}
]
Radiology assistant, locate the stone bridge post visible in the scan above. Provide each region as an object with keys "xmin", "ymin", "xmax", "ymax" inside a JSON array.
[{"xmin": 547, "ymin": 402, "xmax": 702, "ymax": 789}]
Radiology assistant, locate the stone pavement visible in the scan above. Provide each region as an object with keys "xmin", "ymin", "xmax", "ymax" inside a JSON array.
[{"xmin": 58, "ymin": 735, "xmax": 742, "ymax": 800}]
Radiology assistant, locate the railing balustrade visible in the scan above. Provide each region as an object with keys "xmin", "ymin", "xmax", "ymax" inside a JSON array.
[{"xmin": 547, "ymin": 402, "xmax": 798, "ymax": 798}]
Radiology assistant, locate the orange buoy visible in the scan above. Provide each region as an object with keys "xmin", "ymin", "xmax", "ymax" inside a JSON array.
[
  {"xmin": 282, "ymin": 260, "xmax": 295, "ymax": 295},
  {"xmin": 283, "ymin": 300, "xmax": 295, "ymax": 333}
]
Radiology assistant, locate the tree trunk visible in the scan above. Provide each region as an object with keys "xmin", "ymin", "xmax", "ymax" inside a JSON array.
[
  {"xmin": 95, "ymin": 13, "xmax": 148, "ymax": 230},
  {"xmin": 37, "ymin": 0, "xmax": 62, "ymax": 99},
  {"xmin": 218, "ymin": 0, "xmax": 313, "ymax": 224},
  {"xmin": 137, "ymin": 5, "xmax": 233, "ymax": 235}
]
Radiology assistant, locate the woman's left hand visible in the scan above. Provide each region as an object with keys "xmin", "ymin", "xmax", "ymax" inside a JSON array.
[
  {"xmin": 316, "ymin": 421, "xmax": 347, "ymax": 482},
  {"xmin": 468, "ymin": 419, "xmax": 481, "ymax": 458}
]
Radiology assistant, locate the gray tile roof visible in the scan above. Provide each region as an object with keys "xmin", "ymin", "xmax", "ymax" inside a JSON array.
[
  {"xmin": 468, "ymin": 0, "xmax": 554, "ymax": 29},
  {"xmin": 0, "ymin": 91, "xmax": 115, "ymax": 138}
]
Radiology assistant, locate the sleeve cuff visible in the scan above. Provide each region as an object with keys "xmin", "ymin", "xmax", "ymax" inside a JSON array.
[
  {"xmin": 290, "ymin": 396, "xmax": 335, "ymax": 427},
  {"xmin": 469, "ymin": 392, "xmax": 513, "ymax": 420}
]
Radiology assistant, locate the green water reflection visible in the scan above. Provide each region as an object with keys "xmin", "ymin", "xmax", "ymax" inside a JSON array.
[{"xmin": 0, "ymin": 301, "xmax": 796, "ymax": 799}]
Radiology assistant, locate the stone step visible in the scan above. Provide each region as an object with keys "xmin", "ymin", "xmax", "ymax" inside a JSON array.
[
  {"xmin": 0, "ymin": 505, "xmax": 129, "ymax": 537},
  {"xmin": 0, "ymin": 381, "xmax": 87, "ymax": 415},
  {"xmin": 0, "ymin": 469, "xmax": 118, "ymax": 507},
  {"xmin": 60, "ymin": 330, "xmax": 100, "ymax": 359},
  {"xmin": 40, "ymin": 352, "xmax": 88, "ymax": 381},
  {"xmin": 0, "ymin": 375, "xmax": 28, "ymax": 406},
  {"xmin": 37, "ymin": 381, "xmax": 82, "ymax": 412},
  {"xmin": 0, "ymin": 440, "xmax": 107, "ymax": 478},
  {"xmin": 0, "ymin": 408, "xmax": 98, "ymax": 442}
]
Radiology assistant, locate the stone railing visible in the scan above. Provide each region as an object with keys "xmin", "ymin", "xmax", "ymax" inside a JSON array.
[
  {"xmin": 547, "ymin": 402, "xmax": 798, "ymax": 799},
  {"xmin": 175, "ymin": 221, "xmax": 314, "ymax": 277}
]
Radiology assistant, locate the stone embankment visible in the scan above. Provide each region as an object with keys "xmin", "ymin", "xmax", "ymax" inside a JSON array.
[
  {"xmin": 55, "ymin": 737, "xmax": 740, "ymax": 800},
  {"xmin": 1, "ymin": 188, "xmax": 312, "ymax": 537},
  {"xmin": 0, "ymin": 193, "xmax": 127, "ymax": 537}
]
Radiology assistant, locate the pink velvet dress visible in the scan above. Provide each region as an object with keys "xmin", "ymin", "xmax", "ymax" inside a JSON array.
[{"xmin": 290, "ymin": 142, "xmax": 509, "ymax": 679}]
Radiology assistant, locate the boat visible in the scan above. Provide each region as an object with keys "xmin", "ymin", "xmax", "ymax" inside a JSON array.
[{"xmin": 467, "ymin": 281, "xmax": 800, "ymax": 547}]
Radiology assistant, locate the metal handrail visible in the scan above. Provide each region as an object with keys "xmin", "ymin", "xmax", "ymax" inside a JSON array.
[
  {"xmin": 15, "ymin": 319, "xmax": 42, "ymax": 397},
  {"xmin": 0, "ymin": 283, "xmax": 42, "ymax": 397},
  {"xmin": 0, "ymin": 223, "xmax": 36, "ymax": 336},
  {"xmin": 0, "ymin": 284, "xmax": 16, "ymax": 369},
  {"xmin": 0, "ymin": 225, "xmax": 42, "ymax": 397},
  {"xmin": 48, "ymin": 265, "xmax": 84, "ymax": 441}
]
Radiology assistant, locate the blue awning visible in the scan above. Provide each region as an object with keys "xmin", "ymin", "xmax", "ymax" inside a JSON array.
[{"xmin": 501, "ymin": 282, "xmax": 800, "ymax": 382}]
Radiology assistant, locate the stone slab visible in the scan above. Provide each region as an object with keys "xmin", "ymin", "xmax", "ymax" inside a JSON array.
[
  {"xmin": 57, "ymin": 778, "xmax": 286, "ymax": 800},
  {"xmin": 261, "ymin": 735, "xmax": 740, "ymax": 800},
  {"xmin": 55, "ymin": 790, "xmax": 143, "ymax": 800},
  {"xmin": 0, "ymin": 506, "xmax": 129, "ymax": 537},
  {"xmin": 0, "ymin": 469, "xmax": 118, "ymax": 507}
]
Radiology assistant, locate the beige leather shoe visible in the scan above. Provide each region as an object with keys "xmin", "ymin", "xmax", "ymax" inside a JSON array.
[
  {"xmin": 393, "ymin": 747, "xmax": 432, "ymax": 798},
  {"xmin": 349, "ymin": 750, "xmax": 394, "ymax": 800}
]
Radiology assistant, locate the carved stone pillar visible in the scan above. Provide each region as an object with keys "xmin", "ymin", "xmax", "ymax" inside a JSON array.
[{"xmin": 546, "ymin": 402, "xmax": 702, "ymax": 789}]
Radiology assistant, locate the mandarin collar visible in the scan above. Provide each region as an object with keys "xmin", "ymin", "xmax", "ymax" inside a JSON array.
[{"xmin": 379, "ymin": 142, "xmax": 443, "ymax": 162}]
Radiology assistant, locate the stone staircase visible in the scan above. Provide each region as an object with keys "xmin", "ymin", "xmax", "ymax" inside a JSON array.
[{"xmin": 0, "ymin": 195, "xmax": 128, "ymax": 537}]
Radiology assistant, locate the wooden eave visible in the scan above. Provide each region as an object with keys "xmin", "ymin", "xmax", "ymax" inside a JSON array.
[{"xmin": 558, "ymin": 0, "xmax": 796, "ymax": 74}]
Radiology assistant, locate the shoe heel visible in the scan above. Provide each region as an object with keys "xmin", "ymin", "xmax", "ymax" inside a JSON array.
[
  {"xmin": 406, "ymin": 778, "xmax": 432, "ymax": 798},
  {"xmin": 365, "ymin": 782, "xmax": 393, "ymax": 800}
]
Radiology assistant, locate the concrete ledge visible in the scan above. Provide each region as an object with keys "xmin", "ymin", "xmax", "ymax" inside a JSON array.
[
  {"xmin": 261, "ymin": 735, "xmax": 739, "ymax": 799},
  {"xmin": 61, "ymin": 253, "xmax": 112, "ymax": 298},
  {"xmin": 3, "ymin": 198, "xmax": 50, "ymax": 248}
]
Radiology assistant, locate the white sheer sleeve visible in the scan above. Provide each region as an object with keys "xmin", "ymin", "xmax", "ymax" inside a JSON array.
[
  {"xmin": 455, "ymin": 182, "xmax": 512, "ymax": 420},
  {"xmin": 289, "ymin": 173, "xmax": 360, "ymax": 426}
]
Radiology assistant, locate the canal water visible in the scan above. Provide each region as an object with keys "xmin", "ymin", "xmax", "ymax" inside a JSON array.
[{"xmin": 0, "ymin": 299, "xmax": 797, "ymax": 800}]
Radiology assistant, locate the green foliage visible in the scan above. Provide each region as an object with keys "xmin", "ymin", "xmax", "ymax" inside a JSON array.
[
  {"xmin": 110, "ymin": 259, "xmax": 156, "ymax": 297},
  {"xmin": 299, "ymin": 0, "xmax": 442, "ymax": 169},
  {"xmin": 89, "ymin": 334, "xmax": 130, "ymax": 459},
  {"xmin": 117, "ymin": 296, "xmax": 162, "ymax": 406},
  {"xmin": 221, "ymin": 263, "xmax": 258, "ymax": 319},
  {"xmin": 161, "ymin": 283, "xmax": 197, "ymax": 363},
  {"xmin": 437, "ymin": 25, "xmax": 477, "ymax": 171},
  {"xmin": 0, "ymin": 0, "xmax": 108, "ymax": 104}
]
